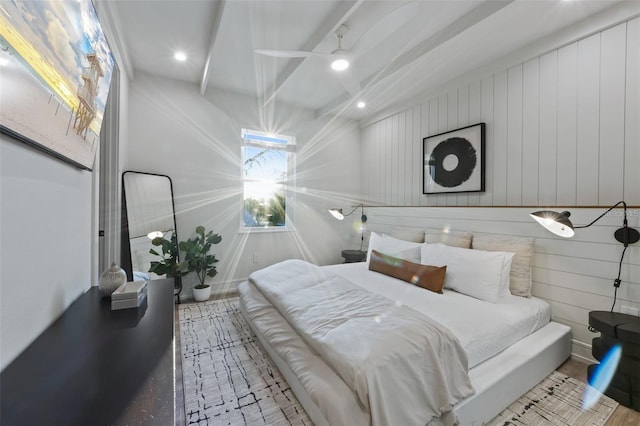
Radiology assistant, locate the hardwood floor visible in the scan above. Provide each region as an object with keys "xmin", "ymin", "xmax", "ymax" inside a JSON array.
[{"xmin": 558, "ymin": 358, "xmax": 640, "ymax": 425}]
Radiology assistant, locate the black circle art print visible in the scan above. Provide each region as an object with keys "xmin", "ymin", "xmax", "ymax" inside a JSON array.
[
  {"xmin": 428, "ymin": 137, "xmax": 477, "ymax": 188},
  {"xmin": 422, "ymin": 123, "xmax": 485, "ymax": 194}
]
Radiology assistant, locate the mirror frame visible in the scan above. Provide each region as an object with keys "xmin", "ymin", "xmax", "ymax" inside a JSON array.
[{"xmin": 121, "ymin": 171, "xmax": 181, "ymax": 300}]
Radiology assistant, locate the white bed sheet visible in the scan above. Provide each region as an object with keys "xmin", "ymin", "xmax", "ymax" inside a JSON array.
[{"xmin": 323, "ymin": 262, "xmax": 550, "ymax": 368}]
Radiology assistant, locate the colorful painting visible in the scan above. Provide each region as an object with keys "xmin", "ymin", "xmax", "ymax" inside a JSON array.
[{"xmin": 0, "ymin": 0, "xmax": 114, "ymax": 170}]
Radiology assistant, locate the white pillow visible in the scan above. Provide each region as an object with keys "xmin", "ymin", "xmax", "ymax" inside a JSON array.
[
  {"xmin": 420, "ymin": 243, "xmax": 514, "ymax": 303},
  {"xmin": 472, "ymin": 235, "xmax": 534, "ymax": 298},
  {"xmin": 367, "ymin": 232, "xmax": 423, "ymax": 265}
]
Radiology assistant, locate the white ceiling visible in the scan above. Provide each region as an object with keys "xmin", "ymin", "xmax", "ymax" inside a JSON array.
[{"xmin": 107, "ymin": 0, "xmax": 629, "ymax": 120}]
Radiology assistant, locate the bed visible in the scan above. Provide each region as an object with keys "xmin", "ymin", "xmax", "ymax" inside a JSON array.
[{"xmin": 238, "ymin": 232, "xmax": 572, "ymax": 425}]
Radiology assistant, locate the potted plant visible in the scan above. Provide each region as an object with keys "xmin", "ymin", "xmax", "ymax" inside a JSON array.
[
  {"xmin": 149, "ymin": 231, "xmax": 186, "ymax": 300},
  {"xmin": 149, "ymin": 231, "xmax": 184, "ymax": 278},
  {"xmin": 179, "ymin": 225, "xmax": 222, "ymax": 302}
]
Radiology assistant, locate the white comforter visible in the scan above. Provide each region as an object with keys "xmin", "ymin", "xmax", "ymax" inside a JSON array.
[{"xmin": 248, "ymin": 259, "xmax": 475, "ymax": 425}]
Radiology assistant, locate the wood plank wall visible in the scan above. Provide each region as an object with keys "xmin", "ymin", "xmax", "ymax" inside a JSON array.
[
  {"xmin": 360, "ymin": 19, "xmax": 639, "ymax": 208},
  {"xmin": 362, "ymin": 206, "xmax": 640, "ymax": 361},
  {"xmin": 358, "ymin": 18, "xmax": 640, "ymax": 361}
]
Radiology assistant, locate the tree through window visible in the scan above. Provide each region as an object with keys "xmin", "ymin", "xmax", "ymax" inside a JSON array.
[{"xmin": 241, "ymin": 129, "xmax": 295, "ymax": 230}]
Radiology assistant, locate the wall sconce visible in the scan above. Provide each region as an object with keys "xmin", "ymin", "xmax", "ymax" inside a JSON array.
[
  {"xmin": 530, "ymin": 201, "xmax": 639, "ymax": 311},
  {"xmin": 329, "ymin": 205, "xmax": 367, "ymax": 223},
  {"xmin": 329, "ymin": 204, "xmax": 368, "ymax": 250}
]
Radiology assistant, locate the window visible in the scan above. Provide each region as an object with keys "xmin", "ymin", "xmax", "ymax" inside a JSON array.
[{"xmin": 241, "ymin": 129, "xmax": 295, "ymax": 231}]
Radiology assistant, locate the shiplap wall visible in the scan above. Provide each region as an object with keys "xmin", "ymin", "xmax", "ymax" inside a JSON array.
[
  {"xmin": 361, "ymin": 19, "xmax": 639, "ymax": 207},
  {"xmin": 359, "ymin": 18, "xmax": 640, "ymax": 361},
  {"xmin": 363, "ymin": 207, "xmax": 640, "ymax": 361}
]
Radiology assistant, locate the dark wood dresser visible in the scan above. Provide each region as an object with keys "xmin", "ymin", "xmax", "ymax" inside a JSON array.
[
  {"xmin": 0, "ymin": 279, "xmax": 174, "ymax": 425},
  {"xmin": 588, "ymin": 310, "xmax": 640, "ymax": 411}
]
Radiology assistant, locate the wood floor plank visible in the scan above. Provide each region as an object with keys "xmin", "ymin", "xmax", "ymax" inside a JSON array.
[{"xmin": 558, "ymin": 358, "xmax": 640, "ymax": 425}]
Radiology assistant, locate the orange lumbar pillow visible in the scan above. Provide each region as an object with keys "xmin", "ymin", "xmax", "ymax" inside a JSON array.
[{"xmin": 369, "ymin": 249, "xmax": 447, "ymax": 294}]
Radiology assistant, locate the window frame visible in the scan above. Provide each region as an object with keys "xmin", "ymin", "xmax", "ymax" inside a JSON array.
[{"xmin": 240, "ymin": 128, "xmax": 296, "ymax": 233}]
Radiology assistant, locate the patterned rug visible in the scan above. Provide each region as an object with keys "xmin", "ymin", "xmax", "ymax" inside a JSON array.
[
  {"xmin": 178, "ymin": 297, "xmax": 311, "ymax": 426},
  {"xmin": 179, "ymin": 298, "xmax": 618, "ymax": 426}
]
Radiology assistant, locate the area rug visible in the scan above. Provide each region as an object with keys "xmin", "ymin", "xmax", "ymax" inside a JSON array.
[
  {"xmin": 179, "ymin": 297, "xmax": 618, "ymax": 426},
  {"xmin": 487, "ymin": 371, "xmax": 618, "ymax": 426},
  {"xmin": 178, "ymin": 297, "xmax": 311, "ymax": 426}
]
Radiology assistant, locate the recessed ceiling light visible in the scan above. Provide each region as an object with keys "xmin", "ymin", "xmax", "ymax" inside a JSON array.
[
  {"xmin": 174, "ymin": 51, "xmax": 187, "ymax": 62},
  {"xmin": 331, "ymin": 58, "xmax": 349, "ymax": 71},
  {"xmin": 357, "ymin": 101, "xmax": 366, "ymax": 108}
]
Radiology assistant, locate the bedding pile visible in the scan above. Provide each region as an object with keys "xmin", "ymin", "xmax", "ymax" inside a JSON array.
[
  {"xmin": 248, "ymin": 259, "xmax": 475, "ymax": 425},
  {"xmin": 240, "ymin": 230, "xmax": 551, "ymax": 425}
]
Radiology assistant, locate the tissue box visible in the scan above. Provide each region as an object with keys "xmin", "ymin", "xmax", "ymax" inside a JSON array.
[{"xmin": 111, "ymin": 281, "xmax": 148, "ymax": 310}]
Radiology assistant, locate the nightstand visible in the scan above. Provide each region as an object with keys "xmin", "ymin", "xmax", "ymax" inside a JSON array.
[
  {"xmin": 341, "ymin": 249, "xmax": 366, "ymax": 263},
  {"xmin": 588, "ymin": 310, "xmax": 640, "ymax": 410}
]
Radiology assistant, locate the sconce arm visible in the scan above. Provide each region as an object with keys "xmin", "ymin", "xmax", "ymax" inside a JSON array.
[{"xmin": 573, "ymin": 201, "xmax": 627, "ymax": 230}]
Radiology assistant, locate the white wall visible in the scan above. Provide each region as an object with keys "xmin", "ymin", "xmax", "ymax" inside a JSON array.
[
  {"xmin": 361, "ymin": 18, "xmax": 639, "ymax": 207},
  {"xmin": 0, "ymin": 59, "xmax": 128, "ymax": 373},
  {"xmin": 125, "ymin": 72, "xmax": 361, "ymax": 298},
  {"xmin": 0, "ymin": 134, "xmax": 93, "ymax": 370},
  {"xmin": 359, "ymin": 17, "xmax": 640, "ymax": 360}
]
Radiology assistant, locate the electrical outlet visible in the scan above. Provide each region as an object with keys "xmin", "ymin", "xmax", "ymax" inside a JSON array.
[
  {"xmin": 253, "ymin": 253, "xmax": 260, "ymax": 263},
  {"xmin": 620, "ymin": 305, "xmax": 639, "ymax": 316}
]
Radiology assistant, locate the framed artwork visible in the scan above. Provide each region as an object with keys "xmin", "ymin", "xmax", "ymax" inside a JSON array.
[
  {"xmin": 423, "ymin": 123, "xmax": 485, "ymax": 194},
  {"xmin": 0, "ymin": 0, "xmax": 115, "ymax": 171}
]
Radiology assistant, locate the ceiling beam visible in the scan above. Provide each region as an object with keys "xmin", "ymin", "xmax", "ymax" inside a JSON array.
[
  {"xmin": 316, "ymin": 0, "xmax": 516, "ymax": 119},
  {"xmin": 200, "ymin": 0, "xmax": 227, "ymax": 95},
  {"xmin": 262, "ymin": 0, "xmax": 366, "ymax": 106}
]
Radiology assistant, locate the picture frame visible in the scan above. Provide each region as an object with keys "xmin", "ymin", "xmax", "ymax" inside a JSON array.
[
  {"xmin": 423, "ymin": 123, "xmax": 485, "ymax": 194},
  {"xmin": 0, "ymin": 0, "xmax": 115, "ymax": 171}
]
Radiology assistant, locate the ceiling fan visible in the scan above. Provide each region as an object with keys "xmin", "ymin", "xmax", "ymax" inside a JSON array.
[
  {"xmin": 252, "ymin": 2, "xmax": 420, "ymax": 100},
  {"xmin": 254, "ymin": 25, "xmax": 361, "ymax": 97},
  {"xmin": 255, "ymin": 24, "xmax": 351, "ymax": 70}
]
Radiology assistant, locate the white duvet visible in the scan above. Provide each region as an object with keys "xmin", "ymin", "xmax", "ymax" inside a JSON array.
[
  {"xmin": 248, "ymin": 259, "xmax": 475, "ymax": 426},
  {"xmin": 324, "ymin": 262, "xmax": 551, "ymax": 368}
]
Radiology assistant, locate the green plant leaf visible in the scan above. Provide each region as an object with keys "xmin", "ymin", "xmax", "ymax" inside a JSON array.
[{"xmin": 175, "ymin": 226, "xmax": 222, "ymax": 285}]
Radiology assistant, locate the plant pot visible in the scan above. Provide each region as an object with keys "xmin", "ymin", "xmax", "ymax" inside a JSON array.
[{"xmin": 193, "ymin": 285, "xmax": 211, "ymax": 302}]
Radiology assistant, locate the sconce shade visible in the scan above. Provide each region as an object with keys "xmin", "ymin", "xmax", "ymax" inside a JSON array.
[
  {"xmin": 329, "ymin": 208, "xmax": 345, "ymax": 220},
  {"xmin": 530, "ymin": 210, "xmax": 575, "ymax": 238}
]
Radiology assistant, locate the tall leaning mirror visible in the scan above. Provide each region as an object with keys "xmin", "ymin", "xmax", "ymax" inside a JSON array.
[{"xmin": 121, "ymin": 171, "xmax": 180, "ymax": 299}]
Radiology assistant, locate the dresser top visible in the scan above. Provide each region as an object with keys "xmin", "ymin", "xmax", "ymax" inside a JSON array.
[{"xmin": 0, "ymin": 279, "xmax": 174, "ymax": 425}]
